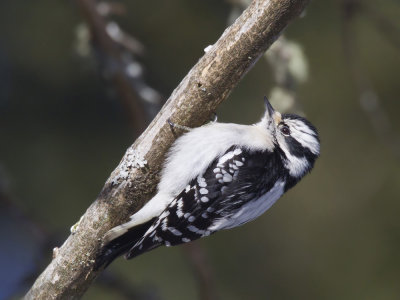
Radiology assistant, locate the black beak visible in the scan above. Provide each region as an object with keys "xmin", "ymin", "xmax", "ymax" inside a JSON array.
[{"xmin": 264, "ymin": 96, "xmax": 275, "ymax": 118}]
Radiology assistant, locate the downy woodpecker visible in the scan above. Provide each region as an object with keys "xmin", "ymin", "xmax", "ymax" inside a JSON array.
[{"xmin": 95, "ymin": 97, "xmax": 320, "ymax": 269}]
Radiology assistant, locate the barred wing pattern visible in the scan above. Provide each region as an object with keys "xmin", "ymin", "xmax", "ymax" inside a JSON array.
[{"xmin": 125, "ymin": 146, "xmax": 286, "ymax": 259}]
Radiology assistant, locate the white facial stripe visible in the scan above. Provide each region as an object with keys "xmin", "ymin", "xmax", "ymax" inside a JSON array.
[
  {"xmin": 284, "ymin": 154, "xmax": 310, "ymax": 177},
  {"xmin": 285, "ymin": 119, "xmax": 316, "ymax": 136},
  {"xmin": 291, "ymin": 130, "xmax": 320, "ymax": 155},
  {"xmin": 279, "ymin": 139, "xmax": 311, "ymax": 177},
  {"xmin": 284, "ymin": 119, "xmax": 320, "ymax": 155}
]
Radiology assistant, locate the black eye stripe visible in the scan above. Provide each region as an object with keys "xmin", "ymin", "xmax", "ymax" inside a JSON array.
[{"xmin": 285, "ymin": 136, "xmax": 304, "ymax": 157}]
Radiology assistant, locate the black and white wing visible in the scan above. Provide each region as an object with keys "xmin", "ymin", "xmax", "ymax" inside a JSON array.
[{"xmin": 125, "ymin": 146, "xmax": 286, "ymax": 259}]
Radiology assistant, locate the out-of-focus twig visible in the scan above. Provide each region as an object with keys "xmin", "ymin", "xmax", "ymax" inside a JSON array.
[
  {"xmin": 76, "ymin": 0, "xmax": 162, "ymax": 132},
  {"xmin": 227, "ymin": 0, "xmax": 309, "ymax": 114},
  {"xmin": 341, "ymin": 0, "xmax": 400, "ymax": 159},
  {"xmin": 265, "ymin": 36, "xmax": 308, "ymax": 114},
  {"xmin": 97, "ymin": 1, "xmax": 127, "ymax": 17},
  {"xmin": 183, "ymin": 243, "xmax": 218, "ymax": 300}
]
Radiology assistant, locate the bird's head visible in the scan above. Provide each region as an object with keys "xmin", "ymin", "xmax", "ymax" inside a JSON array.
[{"xmin": 261, "ymin": 97, "xmax": 320, "ymax": 178}]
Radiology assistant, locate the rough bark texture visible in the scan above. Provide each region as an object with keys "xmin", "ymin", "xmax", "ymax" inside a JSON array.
[{"xmin": 25, "ymin": 0, "xmax": 310, "ymax": 298}]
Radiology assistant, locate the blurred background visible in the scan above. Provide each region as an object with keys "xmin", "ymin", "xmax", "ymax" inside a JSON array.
[{"xmin": 1, "ymin": 0, "xmax": 400, "ymax": 299}]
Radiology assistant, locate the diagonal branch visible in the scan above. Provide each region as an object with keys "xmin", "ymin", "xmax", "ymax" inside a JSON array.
[{"xmin": 25, "ymin": 0, "xmax": 310, "ymax": 298}]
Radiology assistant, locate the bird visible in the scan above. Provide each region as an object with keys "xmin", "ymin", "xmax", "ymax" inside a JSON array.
[{"xmin": 94, "ymin": 97, "xmax": 320, "ymax": 269}]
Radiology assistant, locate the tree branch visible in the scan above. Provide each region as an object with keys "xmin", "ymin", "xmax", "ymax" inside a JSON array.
[{"xmin": 25, "ymin": 0, "xmax": 310, "ymax": 298}]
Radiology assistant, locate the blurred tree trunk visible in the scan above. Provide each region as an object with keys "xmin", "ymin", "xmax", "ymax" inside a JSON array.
[{"xmin": 24, "ymin": 0, "xmax": 310, "ymax": 299}]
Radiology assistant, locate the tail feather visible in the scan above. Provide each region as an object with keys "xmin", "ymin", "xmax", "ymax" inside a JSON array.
[
  {"xmin": 94, "ymin": 218, "xmax": 156, "ymax": 270},
  {"xmin": 125, "ymin": 236, "xmax": 162, "ymax": 260}
]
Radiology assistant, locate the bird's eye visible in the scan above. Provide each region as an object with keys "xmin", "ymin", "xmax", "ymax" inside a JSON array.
[{"xmin": 280, "ymin": 125, "xmax": 290, "ymax": 136}]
